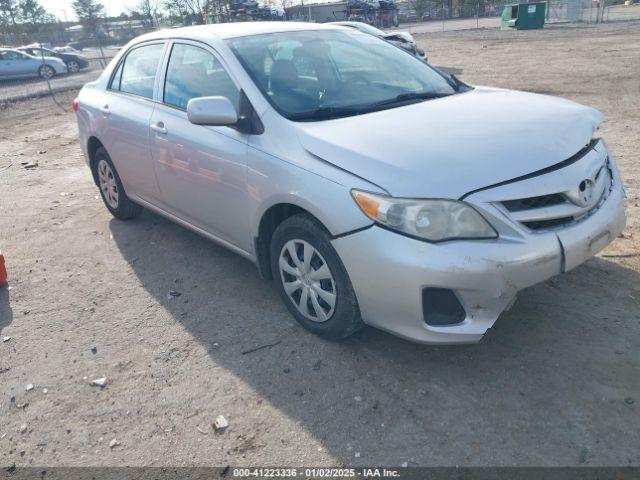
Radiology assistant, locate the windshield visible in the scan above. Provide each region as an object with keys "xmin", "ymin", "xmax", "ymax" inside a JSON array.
[{"xmin": 228, "ymin": 29, "xmax": 458, "ymax": 121}]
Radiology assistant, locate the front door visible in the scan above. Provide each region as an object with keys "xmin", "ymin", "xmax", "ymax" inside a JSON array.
[{"xmin": 149, "ymin": 41, "xmax": 250, "ymax": 251}]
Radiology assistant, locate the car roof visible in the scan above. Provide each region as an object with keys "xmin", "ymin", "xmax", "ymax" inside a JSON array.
[
  {"xmin": 330, "ymin": 21, "xmax": 385, "ymax": 35},
  {"xmin": 133, "ymin": 21, "xmax": 343, "ymax": 43}
]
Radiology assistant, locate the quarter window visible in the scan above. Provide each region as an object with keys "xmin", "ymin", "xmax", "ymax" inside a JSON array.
[
  {"xmin": 115, "ymin": 43, "xmax": 164, "ymax": 99},
  {"xmin": 163, "ymin": 43, "xmax": 239, "ymax": 111}
]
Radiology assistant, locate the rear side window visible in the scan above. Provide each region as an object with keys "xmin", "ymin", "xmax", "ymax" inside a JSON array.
[
  {"xmin": 113, "ymin": 43, "xmax": 164, "ymax": 99},
  {"xmin": 1, "ymin": 51, "xmax": 24, "ymax": 60},
  {"xmin": 163, "ymin": 43, "xmax": 239, "ymax": 111}
]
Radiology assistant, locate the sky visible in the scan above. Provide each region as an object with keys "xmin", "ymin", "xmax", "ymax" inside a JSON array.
[{"xmin": 40, "ymin": 0, "xmax": 135, "ymax": 21}]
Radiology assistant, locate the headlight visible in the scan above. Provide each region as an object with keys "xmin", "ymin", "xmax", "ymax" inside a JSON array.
[{"xmin": 352, "ymin": 190, "xmax": 498, "ymax": 242}]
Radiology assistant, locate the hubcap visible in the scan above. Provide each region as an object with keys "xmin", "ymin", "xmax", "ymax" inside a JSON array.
[
  {"xmin": 68, "ymin": 61, "xmax": 79, "ymax": 72},
  {"xmin": 40, "ymin": 66, "xmax": 53, "ymax": 79},
  {"xmin": 279, "ymin": 239, "xmax": 336, "ymax": 322},
  {"xmin": 97, "ymin": 159, "xmax": 119, "ymax": 209}
]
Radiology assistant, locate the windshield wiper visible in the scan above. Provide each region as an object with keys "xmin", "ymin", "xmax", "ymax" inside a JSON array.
[
  {"xmin": 288, "ymin": 92, "xmax": 452, "ymax": 121},
  {"xmin": 369, "ymin": 91, "xmax": 453, "ymax": 109},
  {"xmin": 289, "ymin": 106, "xmax": 365, "ymax": 121}
]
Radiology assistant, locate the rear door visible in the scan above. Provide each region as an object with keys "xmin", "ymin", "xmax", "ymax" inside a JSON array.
[
  {"xmin": 0, "ymin": 50, "xmax": 34, "ymax": 78},
  {"xmin": 149, "ymin": 40, "xmax": 250, "ymax": 251},
  {"xmin": 99, "ymin": 42, "xmax": 166, "ymax": 203},
  {"xmin": 0, "ymin": 51, "xmax": 14, "ymax": 79}
]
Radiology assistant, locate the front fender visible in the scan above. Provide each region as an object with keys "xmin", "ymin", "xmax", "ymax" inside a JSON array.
[{"xmin": 247, "ymin": 145, "xmax": 376, "ymax": 240}]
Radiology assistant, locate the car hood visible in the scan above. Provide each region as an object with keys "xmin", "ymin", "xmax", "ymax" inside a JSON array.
[
  {"xmin": 384, "ymin": 31, "xmax": 415, "ymax": 44},
  {"xmin": 295, "ymin": 87, "xmax": 603, "ymax": 198}
]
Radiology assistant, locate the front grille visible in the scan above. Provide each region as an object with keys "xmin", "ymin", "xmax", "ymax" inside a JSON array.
[
  {"xmin": 523, "ymin": 217, "xmax": 574, "ymax": 231},
  {"xmin": 494, "ymin": 153, "xmax": 613, "ymax": 233},
  {"xmin": 502, "ymin": 193, "xmax": 566, "ymax": 212}
]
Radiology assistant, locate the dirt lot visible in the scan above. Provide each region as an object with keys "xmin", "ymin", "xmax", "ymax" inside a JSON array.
[{"xmin": 1, "ymin": 22, "xmax": 639, "ymax": 468}]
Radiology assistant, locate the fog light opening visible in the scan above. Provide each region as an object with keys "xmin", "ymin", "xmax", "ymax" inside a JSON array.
[{"xmin": 422, "ymin": 288, "xmax": 466, "ymax": 326}]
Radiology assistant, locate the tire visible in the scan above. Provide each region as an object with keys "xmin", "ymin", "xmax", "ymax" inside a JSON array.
[
  {"xmin": 66, "ymin": 60, "xmax": 80, "ymax": 73},
  {"xmin": 270, "ymin": 214, "xmax": 364, "ymax": 340},
  {"xmin": 38, "ymin": 64, "xmax": 55, "ymax": 79},
  {"xmin": 92, "ymin": 147, "xmax": 143, "ymax": 220}
]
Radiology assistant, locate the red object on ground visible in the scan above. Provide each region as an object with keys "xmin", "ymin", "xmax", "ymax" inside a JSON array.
[
  {"xmin": 72, "ymin": 98, "xmax": 79, "ymax": 113},
  {"xmin": 0, "ymin": 252, "xmax": 7, "ymax": 286}
]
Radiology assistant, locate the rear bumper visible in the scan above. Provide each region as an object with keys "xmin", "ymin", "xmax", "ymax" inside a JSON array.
[{"xmin": 332, "ymin": 174, "xmax": 626, "ymax": 344}]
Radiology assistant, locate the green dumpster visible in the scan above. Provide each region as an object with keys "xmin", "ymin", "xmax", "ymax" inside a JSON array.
[{"xmin": 501, "ymin": 2, "xmax": 546, "ymax": 30}]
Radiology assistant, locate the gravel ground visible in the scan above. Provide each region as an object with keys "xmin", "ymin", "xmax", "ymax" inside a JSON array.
[{"xmin": 0, "ymin": 21, "xmax": 639, "ymax": 468}]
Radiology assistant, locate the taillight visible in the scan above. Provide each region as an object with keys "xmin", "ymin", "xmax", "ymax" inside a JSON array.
[{"xmin": 72, "ymin": 98, "xmax": 78, "ymax": 113}]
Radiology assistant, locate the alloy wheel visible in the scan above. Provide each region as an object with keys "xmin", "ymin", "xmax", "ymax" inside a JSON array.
[
  {"xmin": 279, "ymin": 239, "xmax": 336, "ymax": 322},
  {"xmin": 67, "ymin": 61, "xmax": 79, "ymax": 73},
  {"xmin": 39, "ymin": 65, "xmax": 54, "ymax": 79},
  {"xmin": 97, "ymin": 159, "xmax": 119, "ymax": 209}
]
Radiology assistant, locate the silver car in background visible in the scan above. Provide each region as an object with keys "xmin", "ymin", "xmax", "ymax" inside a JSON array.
[
  {"xmin": 0, "ymin": 47, "xmax": 67, "ymax": 80},
  {"xmin": 75, "ymin": 23, "xmax": 625, "ymax": 344},
  {"xmin": 330, "ymin": 21, "xmax": 427, "ymax": 61}
]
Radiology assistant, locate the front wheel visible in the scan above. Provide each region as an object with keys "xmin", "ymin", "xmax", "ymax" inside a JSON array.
[
  {"xmin": 38, "ymin": 64, "xmax": 55, "ymax": 79},
  {"xmin": 270, "ymin": 214, "xmax": 364, "ymax": 340}
]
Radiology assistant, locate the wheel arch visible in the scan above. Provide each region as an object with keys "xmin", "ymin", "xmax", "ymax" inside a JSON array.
[
  {"xmin": 86, "ymin": 136, "xmax": 105, "ymax": 185},
  {"xmin": 254, "ymin": 201, "xmax": 332, "ymax": 281}
]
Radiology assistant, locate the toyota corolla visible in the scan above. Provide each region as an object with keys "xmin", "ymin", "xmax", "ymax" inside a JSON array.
[{"xmin": 75, "ymin": 22, "xmax": 626, "ymax": 344}]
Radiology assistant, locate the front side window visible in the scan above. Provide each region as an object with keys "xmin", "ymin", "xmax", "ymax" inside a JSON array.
[
  {"xmin": 228, "ymin": 30, "xmax": 457, "ymax": 121},
  {"xmin": 163, "ymin": 43, "xmax": 240, "ymax": 111},
  {"xmin": 116, "ymin": 43, "xmax": 164, "ymax": 99}
]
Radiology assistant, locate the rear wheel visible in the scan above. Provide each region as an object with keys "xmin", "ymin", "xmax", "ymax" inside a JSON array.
[
  {"xmin": 270, "ymin": 214, "xmax": 364, "ymax": 340},
  {"xmin": 92, "ymin": 147, "xmax": 142, "ymax": 220},
  {"xmin": 38, "ymin": 64, "xmax": 55, "ymax": 79}
]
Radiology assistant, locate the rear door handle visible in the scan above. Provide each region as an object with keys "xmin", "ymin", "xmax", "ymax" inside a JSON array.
[
  {"xmin": 99, "ymin": 104, "xmax": 110, "ymax": 115},
  {"xmin": 150, "ymin": 121, "xmax": 167, "ymax": 134}
]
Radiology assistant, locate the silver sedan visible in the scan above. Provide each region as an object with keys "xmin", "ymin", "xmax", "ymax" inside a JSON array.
[
  {"xmin": 75, "ymin": 23, "xmax": 625, "ymax": 344},
  {"xmin": 0, "ymin": 48, "xmax": 67, "ymax": 80}
]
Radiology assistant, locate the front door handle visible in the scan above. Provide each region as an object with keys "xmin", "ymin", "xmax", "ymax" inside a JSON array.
[
  {"xmin": 150, "ymin": 121, "xmax": 167, "ymax": 134},
  {"xmin": 99, "ymin": 104, "xmax": 110, "ymax": 115}
]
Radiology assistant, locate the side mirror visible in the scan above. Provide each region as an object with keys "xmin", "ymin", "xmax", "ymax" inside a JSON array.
[{"xmin": 186, "ymin": 96, "xmax": 238, "ymax": 126}]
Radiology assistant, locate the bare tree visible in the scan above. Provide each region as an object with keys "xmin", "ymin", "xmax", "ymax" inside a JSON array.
[
  {"xmin": 130, "ymin": 0, "xmax": 162, "ymax": 28},
  {"xmin": 0, "ymin": 0, "xmax": 19, "ymax": 29},
  {"xmin": 164, "ymin": 0, "xmax": 206, "ymax": 24},
  {"xmin": 18, "ymin": 0, "xmax": 54, "ymax": 25},
  {"xmin": 72, "ymin": 0, "xmax": 105, "ymax": 36}
]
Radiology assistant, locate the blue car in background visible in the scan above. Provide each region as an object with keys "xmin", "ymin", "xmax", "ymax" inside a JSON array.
[{"xmin": 0, "ymin": 48, "xmax": 67, "ymax": 80}]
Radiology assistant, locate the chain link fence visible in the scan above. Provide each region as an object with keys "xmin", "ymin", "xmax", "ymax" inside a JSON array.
[
  {"xmin": 0, "ymin": 38, "xmax": 118, "ymax": 108},
  {"xmin": 546, "ymin": 0, "xmax": 640, "ymax": 22},
  {"xmin": 390, "ymin": 0, "xmax": 640, "ymax": 34}
]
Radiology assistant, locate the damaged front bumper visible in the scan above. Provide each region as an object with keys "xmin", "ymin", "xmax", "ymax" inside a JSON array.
[{"xmin": 332, "ymin": 147, "xmax": 626, "ymax": 344}]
